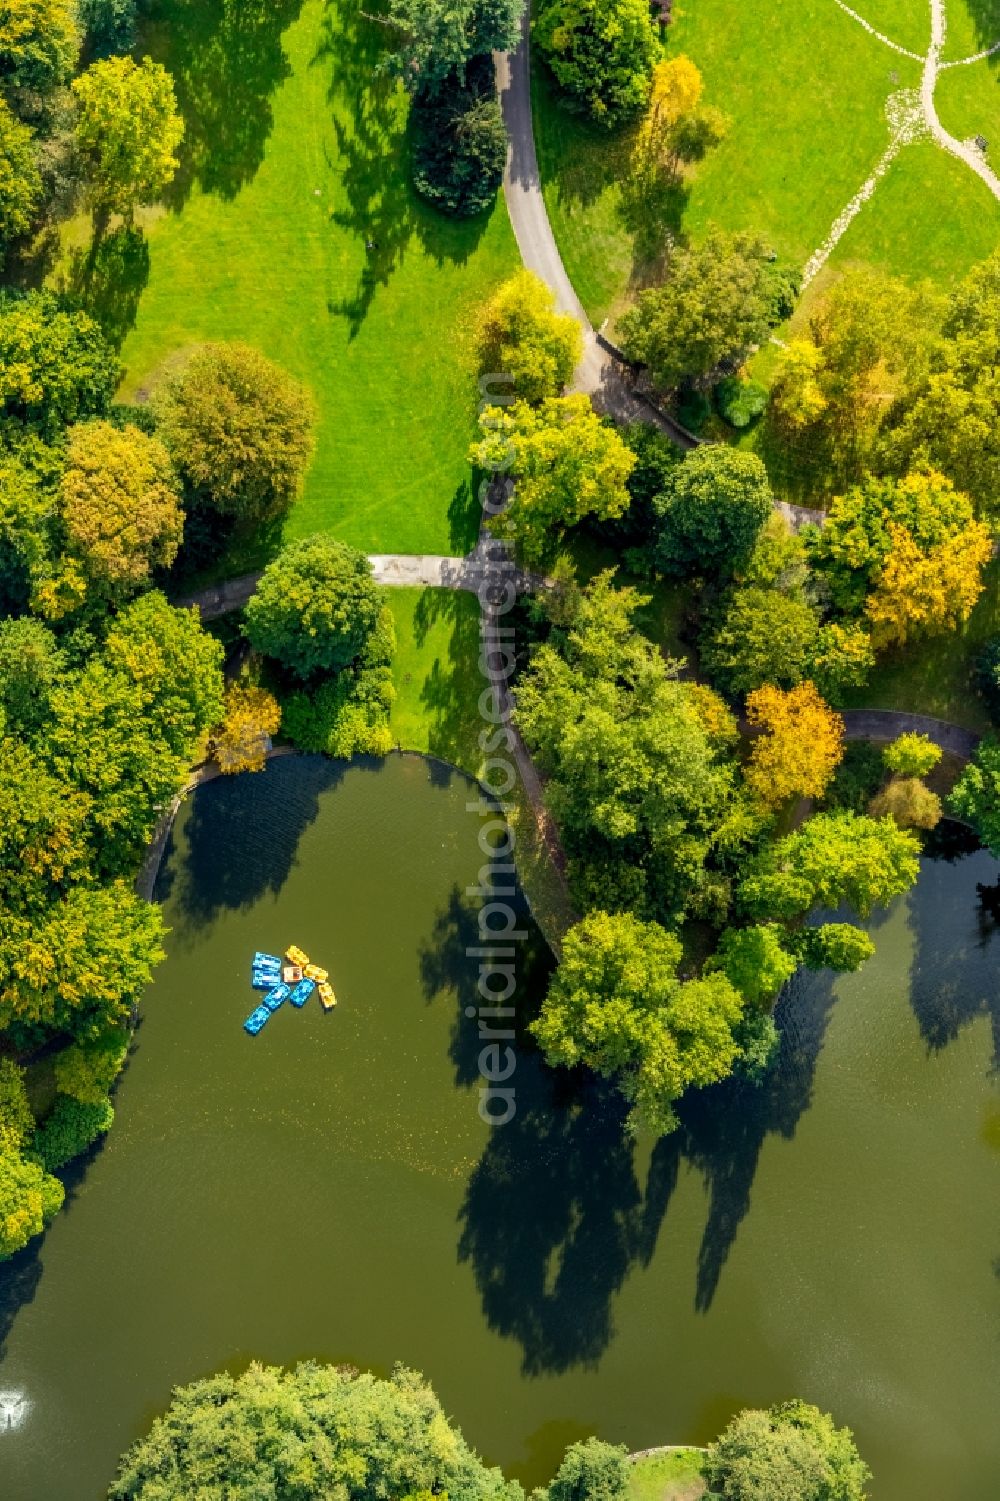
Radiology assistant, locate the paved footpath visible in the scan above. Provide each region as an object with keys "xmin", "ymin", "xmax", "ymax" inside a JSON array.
[
  {"xmin": 840, "ymin": 708, "xmax": 980, "ymax": 760},
  {"xmin": 177, "ymin": 546, "xmax": 543, "ymax": 620}
]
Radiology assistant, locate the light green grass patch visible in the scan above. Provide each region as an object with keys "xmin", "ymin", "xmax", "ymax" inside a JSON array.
[
  {"xmin": 628, "ymin": 1451, "xmax": 708, "ymax": 1501},
  {"xmin": 60, "ymin": 0, "xmax": 518, "ymax": 568},
  {"xmin": 533, "ymin": 0, "xmax": 996, "ymax": 327},
  {"xmin": 820, "ymin": 138, "xmax": 1000, "ymax": 284},
  {"xmin": 387, "ymin": 586, "xmax": 483, "ymax": 773},
  {"xmin": 386, "ymin": 585, "xmax": 575, "ymax": 944},
  {"xmin": 937, "ymin": 53, "xmax": 1000, "ymax": 152}
]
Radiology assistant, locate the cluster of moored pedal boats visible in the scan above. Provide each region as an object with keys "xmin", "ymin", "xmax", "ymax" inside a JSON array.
[{"xmin": 244, "ymin": 946, "xmax": 336, "ymax": 1035}]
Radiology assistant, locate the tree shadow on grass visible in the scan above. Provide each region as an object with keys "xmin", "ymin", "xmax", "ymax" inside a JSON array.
[
  {"xmin": 315, "ymin": 0, "xmax": 493, "ymax": 337},
  {"xmin": 56, "ymin": 223, "xmax": 150, "ymax": 349},
  {"xmin": 411, "ymin": 587, "xmax": 482, "ymax": 771},
  {"xmin": 156, "ymin": 754, "xmax": 352, "ymax": 930},
  {"xmin": 143, "ymin": 0, "xmax": 306, "ymax": 207}
]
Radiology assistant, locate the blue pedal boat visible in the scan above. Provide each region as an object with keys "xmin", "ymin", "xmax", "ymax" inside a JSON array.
[
  {"xmin": 253, "ymin": 951, "xmax": 282, "ymax": 970},
  {"xmin": 252, "ymin": 961, "xmax": 283, "ymax": 989},
  {"xmin": 288, "ymin": 978, "xmax": 316, "ymax": 1008},
  {"xmin": 263, "ymin": 982, "xmax": 290, "ymax": 1012},
  {"xmin": 244, "ymin": 1004, "xmax": 271, "ymax": 1036}
]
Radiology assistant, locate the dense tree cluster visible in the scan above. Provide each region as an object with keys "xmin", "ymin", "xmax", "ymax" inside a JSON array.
[
  {"xmin": 516, "ymin": 569, "xmax": 919, "ymax": 1131},
  {"xmin": 108, "ymin": 1361, "xmax": 869, "ymax": 1501}
]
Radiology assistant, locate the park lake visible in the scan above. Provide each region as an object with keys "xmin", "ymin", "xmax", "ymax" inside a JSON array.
[{"xmin": 0, "ymin": 753, "xmax": 999, "ymax": 1500}]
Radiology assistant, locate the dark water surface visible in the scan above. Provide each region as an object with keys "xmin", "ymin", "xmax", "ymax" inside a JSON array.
[{"xmin": 1, "ymin": 755, "xmax": 999, "ymax": 1499}]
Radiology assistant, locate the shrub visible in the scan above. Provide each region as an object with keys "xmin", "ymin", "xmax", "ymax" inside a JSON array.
[
  {"xmin": 211, "ymin": 681, "xmax": 282, "ymax": 774},
  {"xmin": 821, "ymin": 740, "xmax": 885, "ymax": 813},
  {"xmin": 716, "ymin": 375, "xmax": 767, "ymax": 429},
  {"xmin": 975, "ymin": 636, "xmax": 1000, "ymax": 722},
  {"xmin": 32, "ymin": 1094, "xmax": 114, "ymax": 1171},
  {"xmin": 711, "ymin": 924, "xmax": 796, "ymax": 1007},
  {"xmin": 410, "ymin": 59, "xmax": 507, "ymax": 217},
  {"xmin": 883, "ymin": 732, "xmax": 941, "ymax": 779},
  {"xmin": 282, "ymin": 605, "xmax": 396, "ymax": 757},
  {"xmin": 870, "ymin": 776, "xmax": 942, "ymax": 830},
  {"xmin": 54, "ymin": 1028, "xmax": 128, "ymax": 1103}
]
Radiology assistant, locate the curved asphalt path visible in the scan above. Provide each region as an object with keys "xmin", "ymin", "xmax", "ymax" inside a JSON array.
[
  {"xmin": 496, "ymin": 17, "xmax": 699, "ymax": 446},
  {"xmin": 496, "ymin": 19, "xmax": 824, "ymax": 532}
]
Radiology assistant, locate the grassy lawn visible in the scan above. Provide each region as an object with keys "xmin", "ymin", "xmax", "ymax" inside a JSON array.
[
  {"xmin": 628, "ymin": 1451, "xmax": 708, "ymax": 1501},
  {"xmin": 532, "ymin": 0, "xmax": 1000, "ymax": 329},
  {"xmin": 53, "ymin": 0, "xmax": 518, "ymax": 570},
  {"xmin": 387, "ymin": 587, "xmax": 575, "ymax": 943}
]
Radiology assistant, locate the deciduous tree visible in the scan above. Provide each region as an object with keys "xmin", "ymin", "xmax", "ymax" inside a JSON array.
[
  {"xmin": 477, "ymin": 269, "xmax": 582, "ymax": 402},
  {"xmin": 154, "ymin": 342, "xmax": 315, "ymax": 522},
  {"xmin": 0, "ymin": 290, "xmax": 119, "ymax": 433},
  {"xmin": 739, "ymin": 810, "xmax": 920, "ymax": 922},
  {"xmin": 744, "ymin": 681, "xmax": 844, "ymax": 809},
  {"xmin": 533, "ymin": 909, "xmax": 745, "ymax": 1135},
  {"xmin": 59, "ymin": 419, "xmax": 183, "ymax": 599},
  {"xmin": 516, "ymin": 572, "xmax": 735, "ymax": 918},
  {"xmin": 0, "ymin": 98, "xmax": 40, "ymax": 248},
  {"xmin": 883, "ymin": 732, "xmax": 941, "ymax": 779},
  {"xmin": 705, "ymin": 1399, "xmax": 870, "ymax": 1501},
  {"xmin": 869, "ymin": 775, "xmax": 942, "ymax": 830},
  {"xmin": 109, "ymin": 1362, "xmax": 524, "ymax": 1501},
  {"xmin": 211, "ymin": 680, "xmax": 281, "ymax": 774},
  {"xmin": 652, "ymin": 444, "xmax": 772, "ymax": 577},
  {"xmin": 73, "ymin": 55, "xmax": 183, "ymax": 214},
  {"xmin": 0, "ymin": 0, "xmax": 78, "ymax": 95},
  {"xmin": 535, "ymin": 0, "xmax": 659, "ymax": 124},
  {"xmin": 619, "ymin": 229, "xmax": 784, "ymax": 390},
  {"xmin": 245, "ymin": 535, "xmax": 383, "ymax": 678},
  {"xmin": 710, "ymin": 923, "xmax": 796, "ymax": 1007},
  {"xmin": 0, "ymin": 879, "xmax": 165, "ymax": 1035},
  {"xmin": 471, "ymin": 395, "xmax": 634, "ymax": 564},
  {"xmin": 949, "ymin": 736, "xmax": 1000, "ymax": 854}
]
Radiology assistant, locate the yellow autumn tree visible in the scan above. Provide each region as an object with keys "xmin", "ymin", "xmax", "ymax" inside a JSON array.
[
  {"xmin": 745, "ymin": 681, "xmax": 844, "ymax": 809},
  {"xmin": 632, "ymin": 55, "xmax": 723, "ymax": 176},
  {"xmin": 211, "ymin": 682, "xmax": 281, "ymax": 774},
  {"xmin": 771, "ymin": 338, "xmax": 828, "ymax": 429},
  {"xmin": 866, "ymin": 519, "xmax": 992, "ymax": 648}
]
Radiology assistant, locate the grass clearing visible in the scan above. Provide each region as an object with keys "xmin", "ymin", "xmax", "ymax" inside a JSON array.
[
  {"xmin": 387, "ymin": 587, "xmax": 575, "ymax": 944},
  {"xmin": 532, "ymin": 0, "xmax": 1000, "ymax": 329},
  {"xmin": 54, "ymin": 0, "xmax": 518, "ymax": 571},
  {"xmin": 628, "ymin": 1451, "xmax": 708, "ymax": 1501}
]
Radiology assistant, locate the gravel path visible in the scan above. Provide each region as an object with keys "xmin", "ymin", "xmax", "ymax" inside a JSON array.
[
  {"xmin": 176, "ymin": 548, "xmax": 543, "ymax": 620},
  {"xmin": 922, "ymin": 0, "xmax": 1000, "ymax": 200}
]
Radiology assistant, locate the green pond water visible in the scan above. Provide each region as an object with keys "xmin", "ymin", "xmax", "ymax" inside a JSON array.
[{"xmin": 1, "ymin": 754, "xmax": 1000, "ymax": 1500}]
